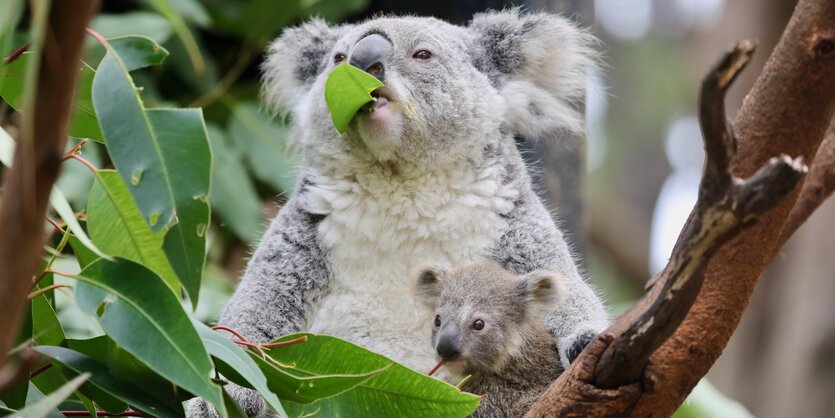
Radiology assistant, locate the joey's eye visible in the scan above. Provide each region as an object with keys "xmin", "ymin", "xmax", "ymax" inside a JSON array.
[
  {"xmin": 434, "ymin": 315, "xmax": 441, "ymax": 327},
  {"xmin": 412, "ymin": 49, "xmax": 432, "ymax": 60},
  {"xmin": 334, "ymin": 53, "xmax": 346, "ymax": 64},
  {"xmin": 472, "ymin": 319, "xmax": 485, "ymax": 331}
]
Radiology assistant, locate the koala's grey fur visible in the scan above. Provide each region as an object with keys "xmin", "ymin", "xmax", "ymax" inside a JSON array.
[
  {"xmin": 416, "ymin": 263, "xmax": 565, "ymax": 418},
  {"xmin": 189, "ymin": 9, "xmax": 608, "ymax": 417}
]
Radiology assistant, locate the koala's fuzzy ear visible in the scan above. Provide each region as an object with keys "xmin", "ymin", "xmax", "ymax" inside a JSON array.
[
  {"xmin": 261, "ymin": 19, "xmax": 354, "ymax": 115},
  {"xmin": 415, "ymin": 266, "xmax": 446, "ymax": 306},
  {"xmin": 469, "ymin": 9, "xmax": 598, "ymax": 138},
  {"xmin": 518, "ymin": 270, "xmax": 567, "ymax": 314}
]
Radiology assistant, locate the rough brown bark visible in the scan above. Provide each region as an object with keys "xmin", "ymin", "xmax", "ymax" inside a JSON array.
[
  {"xmin": 0, "ymin": 0, "xmax": 100, "ymax": 370},
  {"xmin": 527, "ymin": 0, "xmax": 835, "ymax": 415},
  {"xmin": 595, "ymin": 41, "xmax": 808, "ymax": 389},
  {"xmin": 777, "ymin": 121, "xmax": 835, "ymax": 246}
]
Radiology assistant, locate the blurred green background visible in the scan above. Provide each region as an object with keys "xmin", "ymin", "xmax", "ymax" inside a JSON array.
[{"xmin": 3, "ymin": 0, "xmax": 832, "ymax": 417}]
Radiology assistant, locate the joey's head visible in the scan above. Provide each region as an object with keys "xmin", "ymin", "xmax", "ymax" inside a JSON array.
[
  {"xmin": 262, "ymin": 10, "xmax": 596, "ymax": 168},
  {"xmin": 415, "ymin": 264, "xmax": 565, "ymax": 377}
]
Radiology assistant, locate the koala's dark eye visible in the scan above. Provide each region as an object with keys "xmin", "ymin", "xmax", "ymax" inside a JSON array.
[
  {"xmin": 334, "ymin": 53, "xmax": 346, "ymax": 64},
  {"xmin": 472, "ymin": 319, "xmax": 485, "ymax": 331},
  {"xmin": 412, "ymin": 49, "xmax": 432, "ymax": 60},
  {"xmin": 434, "ymin": 315, "xmax": 441, "ymax": 327}
]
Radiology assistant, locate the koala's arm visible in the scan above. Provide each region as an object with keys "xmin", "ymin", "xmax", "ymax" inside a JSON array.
[
  {"xmin": 492, "ymin": 188, "xmax": 609, "ymax": 368},
  {"xmin": 187, "ymin": 197, "xmax": 331, "ymax": 418}
]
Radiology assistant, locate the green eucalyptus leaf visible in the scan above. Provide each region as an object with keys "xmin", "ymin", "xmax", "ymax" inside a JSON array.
[
  {"xmin": 34, "ymin": 346, "xmax": 183, "ymax": 418},
  {"xmin": 249, "ymin": 351, "xmax": 386, "ymax": 406},
  {"xmin": 266, "ymin": 334, "xmax": 481, "ymax": 417},
  {"xmin": 0, "ymin": 128, "xmax": 108, "ymax": 259},
  {"xmin": 109, "ymin": 36, "xmax": 169, "ymax": 72},
  {"xmin": 227, "ymin": 102, "xmax": 297, "ymax": 193},
  {"xmin": 89, "ymin": 12, "xmax": 173, "ymax": 45},
  {"xmin": 0, "ymin": 37, "xmax": 166, "ymax": 143},
  {"xmin": 87, "ymin": 170, "xmax": 179, "ymax": 294},
  {"xmin": 92, "ymin": 37, "xmax": 210, "ymax": 303},
  {"xmin": 68, "ymin": 235, "xmax": 99, "ymax": 269},
  {"xmin": 0, "ymin": 54, "xmax": 101, "ymax": 141},
  {"xmin": 146, "ymin": 0, "xmax": 204, "ymax": 75},
  {"xmin": 324, "ymin": 63, "xmax": 383, "ymax": 134},
  {"xmin": 75, "ymin": 391, "xmax": 100, "ymax": 418},
  {"xmin": 10, "ymin": 374, "xmax": 90, "ymax": 418},
  {"xmin": 67, "ymin": 337, "xmax": 176, "ymax": 414},
  {"xmin": 0, "ymin": 0, "xmax": 23, "ymax": 94},
  {"xmin": 49, "ymin": 188, "xmax": 110, "ymax": 261},
  {"xmin": 193, "ymin": 320, "xmax": 287, "ymax": 417},
  {"xmin": 148, "ymin": 108, "xmax": 211, "ymax": 306},
  {"xmin": 31, "ymin": 293, "xmax": 66, "ymax": 347},
  {"xmin": 206, "ymin": 125, "xmax": 261, "ymax": 243},
  {"xmin": 92, "ymin": 44, "xmax": 175, "ymax": 231},
  {"xmin": 160, "ymin": 0, "xmax": 211, "ymax": 27},
  {"xmin": 72, "ymin": 258, "xmax": 226, "ymax": 416},
  {"xmin": 28, "ymin": 365, "xmax": 70, "ymax": 417}
]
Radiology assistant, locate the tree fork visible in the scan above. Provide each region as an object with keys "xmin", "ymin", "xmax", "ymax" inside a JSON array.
[{"xmin": 0, "ymin": 0, "xmax": 101, "ymax": 370}]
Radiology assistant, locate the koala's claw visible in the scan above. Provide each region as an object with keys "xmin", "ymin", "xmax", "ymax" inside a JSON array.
[{"xmin": 566, "ymin": 331, "xmax": 596, "ymax": 364}]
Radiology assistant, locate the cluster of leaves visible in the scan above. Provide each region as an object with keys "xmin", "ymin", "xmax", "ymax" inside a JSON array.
[{"xmin": 0, "ymin": 1, "xmax": 479, "ymax": 417}]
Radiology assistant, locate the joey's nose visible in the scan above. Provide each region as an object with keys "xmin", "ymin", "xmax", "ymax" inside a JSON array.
[
  {"xmin": 436, "ymin": 329, "xmax": 462, "ymax": 360},
  {"xmin": 349, "ymin": 33, "xmax": 391, "ymax": 81}
]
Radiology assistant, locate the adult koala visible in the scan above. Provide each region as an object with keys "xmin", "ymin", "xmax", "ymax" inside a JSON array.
[{"xmin": 191, "ymin": 9, "xmax": 608, "ymax": 417}]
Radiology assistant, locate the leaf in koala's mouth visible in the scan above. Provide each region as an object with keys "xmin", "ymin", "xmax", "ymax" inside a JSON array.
[{"xmin": 324, "ymin": 62, "xmax": 384, "ymax": 134}]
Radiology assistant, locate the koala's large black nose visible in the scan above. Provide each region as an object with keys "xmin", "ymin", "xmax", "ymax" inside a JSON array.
[
  {"xmin": 436, "ymin": 328, "xmax": 462, "ymax": 360},
  {"xmin": 349, "ymin": 33, "xmax": 391, "ymax": 81}
]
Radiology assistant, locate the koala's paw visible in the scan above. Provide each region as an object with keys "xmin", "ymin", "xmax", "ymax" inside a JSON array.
[
  {"xmin": 185, "ymin": 385, "xmax": 269, "ymax": 418},
  {"xmin": 558, "ymin": 330, "xmax": 597, "ymax": 368}
]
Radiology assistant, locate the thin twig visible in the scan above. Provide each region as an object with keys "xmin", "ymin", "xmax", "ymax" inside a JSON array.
[
  {"xmin": 84, "ymin": 28, "xmax": 108, "ymax": 49},
  {"xmin": 212, "ymin": 325, "xmax": 251, "ymax": 343},
  {"xmin": 427, "ymin": 359, "xmax": 446, "ymax": 376},
  {"xmin": 28, "ymin": 284, "xmax": 71, "ymax": 299},
  {"xmin": 261, "ymin": 335, "xmax": 308, "ymax": 348},
  {"xmin": 31, "ymin": 269, "xmax": 59, "ymax": 290},
  {"xmin": 61, "ymin": 139, "xmax": 88, "ymax": 160},
  {"xmin": 45, "ymin": 217, "xmax": 66, "ymax": 241},
  {"xmin": 29, "ymin": 363, "xmax": 52, "ymax": 378},
  {"xmin": 3, "ymin": 41, "xmax": 31, "ymax": 64},
  {"xmin": 65, "ymin": 154, "xmax": 97, "ymax": 172}
]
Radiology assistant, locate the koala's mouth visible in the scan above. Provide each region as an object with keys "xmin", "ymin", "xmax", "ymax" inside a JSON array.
[{"xmin": 363, "ymin": 87, "xmax": 394, "ymax": 112}]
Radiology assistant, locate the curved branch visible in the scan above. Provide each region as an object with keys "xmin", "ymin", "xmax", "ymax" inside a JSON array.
[{"xmin": 594, "ymin": 41, "xmax": 806, "ymax": 389}]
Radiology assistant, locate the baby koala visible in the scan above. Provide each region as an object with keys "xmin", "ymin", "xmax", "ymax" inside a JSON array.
[{"xmin": 415, "ymin": 263, "xmax": 566, "ymax": 417}]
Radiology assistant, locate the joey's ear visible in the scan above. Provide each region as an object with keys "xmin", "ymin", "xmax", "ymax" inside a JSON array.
[
  {"xmin": 518, "ymin": 270, "xmax": 567, "ymax": 314},
  {"xmin": 415, "ymin": 266, "xmax": 446, "ymax": 306},
  {"xmin": 261, "ymin": 19, "xmax": 354, "ymax": 115},
  {"xmin": 468, "ymin": 9, "xmax": 598, "ymax": 137}
]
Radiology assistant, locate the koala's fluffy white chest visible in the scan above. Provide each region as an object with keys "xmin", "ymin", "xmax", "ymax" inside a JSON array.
[{"xmin": 304, "ymin": 165, "xmax": 517, "ymax": 375}]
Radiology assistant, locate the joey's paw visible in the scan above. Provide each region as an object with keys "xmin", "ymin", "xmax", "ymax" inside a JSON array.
[{"xmin": 558, "ymin": 330, "xmax": 597, "ymax": 368}]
